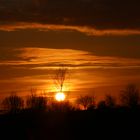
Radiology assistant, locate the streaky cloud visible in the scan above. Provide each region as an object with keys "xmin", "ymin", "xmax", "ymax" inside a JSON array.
[
  {"xmin": 0, "ymin": 47, "xmax": 140, "ymax": 69},
  {"xmin": 0, "ymin": 23, "xmax": 140, "ymax": 36},
  {"xmin": 0, "ymin": 0, "xmax": 140, "ymax": 35}
]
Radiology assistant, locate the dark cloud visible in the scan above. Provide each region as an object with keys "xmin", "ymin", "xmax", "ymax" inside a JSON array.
[
  {"xmin": 0, "ymin": 0, "xmax": 140, "ymax": 32},
  {"xmin": 0, "ymin": 30, "xmax": 140, "ymax": 58}
]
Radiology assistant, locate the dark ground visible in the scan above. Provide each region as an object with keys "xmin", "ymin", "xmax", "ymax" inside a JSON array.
[{"xmin": 0, "ymin": 109, "xmax": 140, "ymax": 140}]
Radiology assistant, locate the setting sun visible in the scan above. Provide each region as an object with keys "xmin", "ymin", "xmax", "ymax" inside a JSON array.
[{"xmin": 55, "ymin": 92, "xmax": 66, "ymax": 101}]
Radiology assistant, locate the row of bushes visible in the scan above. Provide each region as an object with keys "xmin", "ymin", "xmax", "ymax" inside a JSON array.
[
  {"xmin": 1, "ymin": 84, "xmax": 140, "ymax": 113},
  {"xmin": 1, "ymin": 94, "xmax": 76, "ymax": 113}
]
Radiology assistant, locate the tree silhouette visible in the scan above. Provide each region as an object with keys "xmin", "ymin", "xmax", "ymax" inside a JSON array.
[
  {"xmin": 120, "ymin": 84, "xmax": 140, "ymax": 108},
  {"xmin": 53, "ymin": 66, "xmax": 68, "ymax": 92},
  {"xmin": 97, "ymin": 101, "xmax": 107, "ymax": 110},
  {"xmin": 76, "ymin": 95, "xmax": 95, "ymax": 110},
  {"xmin": 97, "ymin": 95, "xmax": 116, "ymax": 110},
  {"xmin": 2, "ymin": 93, "xmax": 24, "ymax": 113},
  {"xmin": 105, "ymin": 94, "xmax": 116, "ymax": 108},
  {"xmin": 26, "ymin": 94, "xmax": 47, "ymax": 111}
]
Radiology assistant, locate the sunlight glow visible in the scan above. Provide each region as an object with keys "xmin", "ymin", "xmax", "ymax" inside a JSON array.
[{"xmin": 55, "ymin": 92, "xmax": 66, "ymax": 101}]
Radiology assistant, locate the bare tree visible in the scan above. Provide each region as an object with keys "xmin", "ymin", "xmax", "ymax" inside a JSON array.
[
  {"xmin": 53, "ymin": 66, "xmax": 68, "ymax": 92},
  {"xmin": 26, "ymin": 94, "xmax": 47, "ymax": 111},
  {"xmin": 76, "ymin": 95, "xmax": 95, "ymax": 110},
  {"xmin": 97, "ymin": 95, "xmax": 116, "ymax": 110},
  {"xmin": 120, "ymin": 84, "xmax": 140, "ymax": 108},
  {"xmin": 105, "ymin": 94, "xmax": 116, "ymax": 108},
  {"xmin": 2, "ymin": 93, "xmax": 24, "ymax": 113}
]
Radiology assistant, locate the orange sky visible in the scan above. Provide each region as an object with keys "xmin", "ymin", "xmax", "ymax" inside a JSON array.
[
  {"xmin": 0, "ymin": 45, "xmax": 140, "ymax": 101},
  {"xmin": 0, "ymin": 0, "xmax": 140, "ymax": 100}
]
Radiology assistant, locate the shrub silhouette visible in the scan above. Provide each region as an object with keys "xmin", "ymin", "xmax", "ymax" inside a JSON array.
[
  {"xmin": 48, "ymin": 101, "xmax": 75, "ymax": 112},
  {"xmin": 2, "ymin": 94, "xmax": 24, "ymax": 113},
  {"xmin": 97, "ymin": 101, "xmax": 107, "ymax": 110},
  {"xmin": 120, "ymin": 84, "xmax": 140, "ymax": 108},
  {"xmin": 76, "ymin": 95, "xmax": 95, "ymax": 110},
  {"xmin": 105, "ymin": 94, "xmax": 116, "ymax": 108},
  {"xmin": 26, "ymin": 94, "xmax": 47, "ymax": 111},
  {"xmin": 97, "ymin": 95, "xmax": 116, "ymax": 110}
]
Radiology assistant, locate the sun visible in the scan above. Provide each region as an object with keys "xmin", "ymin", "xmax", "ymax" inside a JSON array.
[{"xmin": 55, "ymin": 92, "xmax": 66, "ymax": 101}]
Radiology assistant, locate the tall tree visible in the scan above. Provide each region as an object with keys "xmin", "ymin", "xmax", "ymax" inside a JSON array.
[
  {"xmin": 120, "ymin": 84, "xmax": 140, "ymax": 108},
  {"xmin": 53, "ymin": 66, "xmax": 68, "ymax": 93}
]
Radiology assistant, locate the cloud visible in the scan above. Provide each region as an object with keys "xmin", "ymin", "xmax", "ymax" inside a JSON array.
[
  {"xmin": 0, "ymin": 0, "xmax": 140, "ymax": 35},
  {"xmin": 0, "ymin": 23, "xmax": 140, "ymax": 36},
  {"xmin": 0, "ymin": 47, "xmax": 140, "ymax": 69},
  {"xmin": 0, "ymin": 47, "xmax": 140, "ymax": 97}
]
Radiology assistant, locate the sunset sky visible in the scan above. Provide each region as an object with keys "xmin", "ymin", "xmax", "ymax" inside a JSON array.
[{"xmin": 0, "ymin": 0, "xmax": 140, "ymax": 100}]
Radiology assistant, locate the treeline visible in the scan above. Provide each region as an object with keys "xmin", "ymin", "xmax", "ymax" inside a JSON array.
[{"xmin": 1, "ymin": 84, "xmax": 140, "ymax": 113}]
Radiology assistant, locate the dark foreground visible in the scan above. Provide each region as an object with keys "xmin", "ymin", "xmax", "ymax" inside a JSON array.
[{"xmin": 0, "ymin": 109, "xmax": 140, "ymax": 140}]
